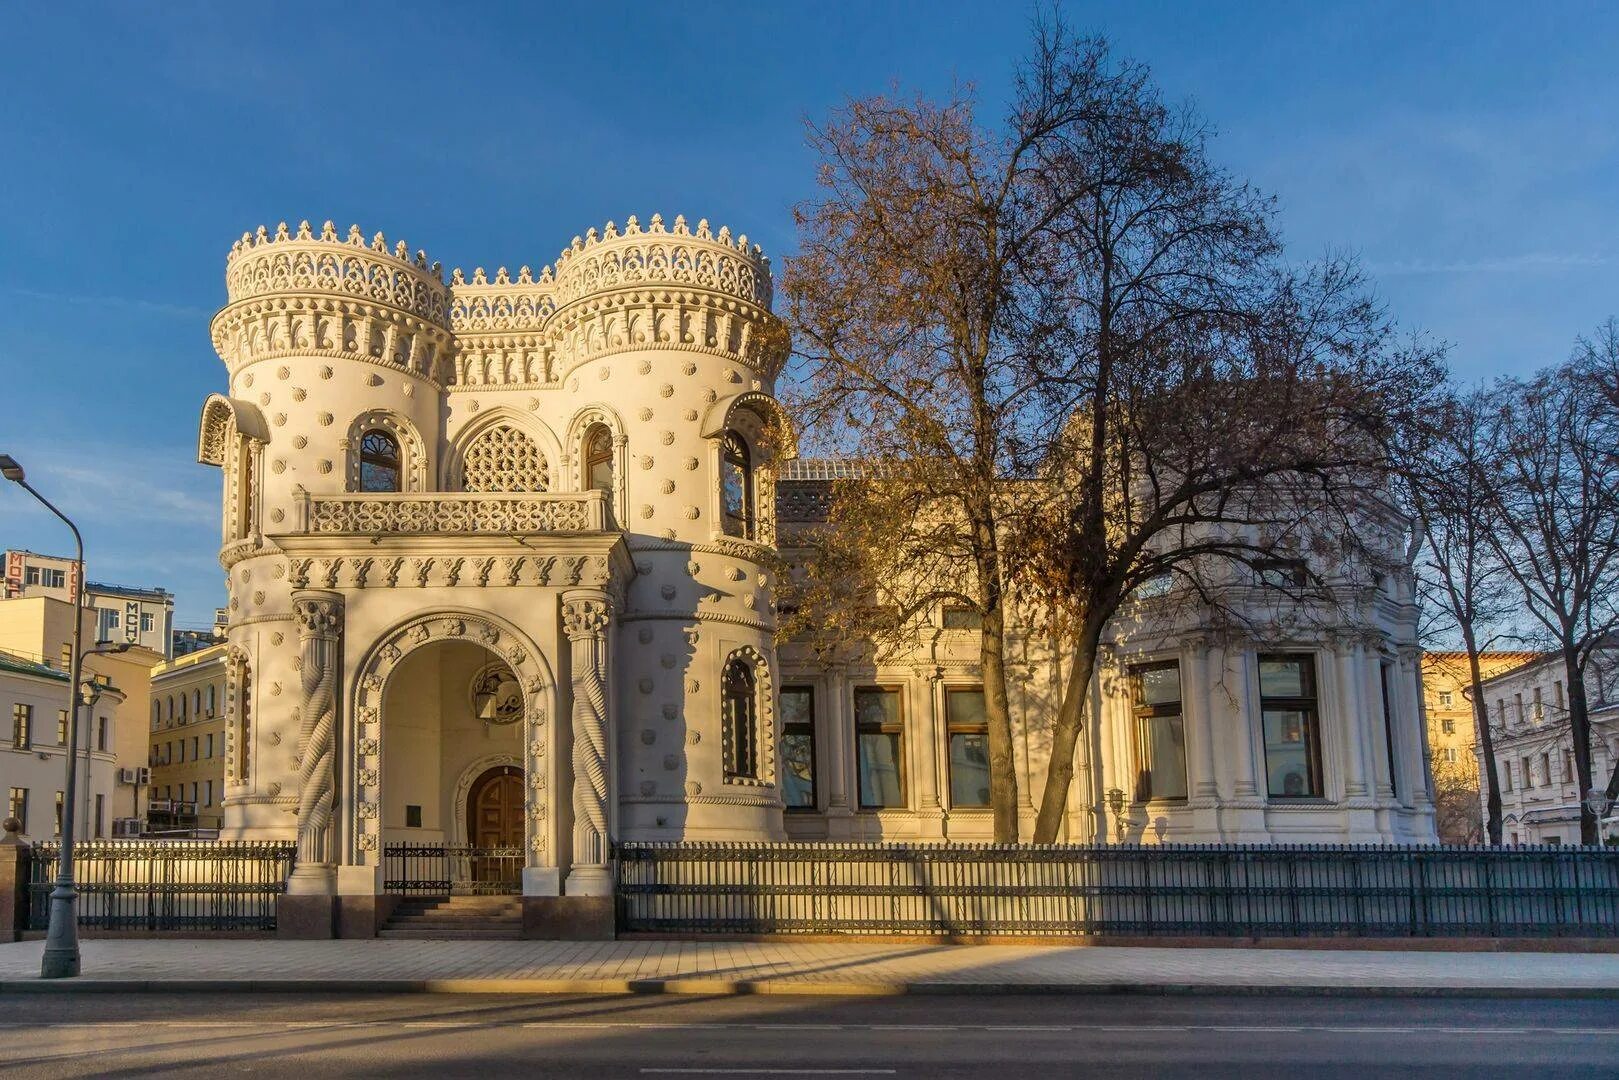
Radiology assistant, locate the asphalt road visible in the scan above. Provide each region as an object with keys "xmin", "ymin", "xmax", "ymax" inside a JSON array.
[{"xmin": 0, "ymin": 992, "xmax": 1615, "ymax": 1078}]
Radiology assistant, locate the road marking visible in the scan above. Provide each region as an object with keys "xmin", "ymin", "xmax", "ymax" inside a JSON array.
[{"xmin": 641, "ymin": 1068, "xmax": 900, "ymax": 1075}]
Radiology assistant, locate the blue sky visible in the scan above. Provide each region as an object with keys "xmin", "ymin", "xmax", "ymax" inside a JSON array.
[{"xmin": 2, "ymin": 2, "xmax": 1617, "ymax": 627}]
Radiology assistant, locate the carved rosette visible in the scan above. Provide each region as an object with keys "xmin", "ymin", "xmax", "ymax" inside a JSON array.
[
  {"xmin": 292, "ymin": 591, "xmax": 343, "ymax": 873},
  {"xmin": 562, "ymin": 592, "xmax": 613, "ymax": 870}
]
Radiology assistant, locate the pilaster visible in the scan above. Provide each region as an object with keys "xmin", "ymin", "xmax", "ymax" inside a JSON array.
[
  {"xmin": 562, "ymin": 589, "xmax": 613, "ymax": 896},
  {"xmin": 287, "ymin": 590, "xmax": 342, "ymax": 896}
]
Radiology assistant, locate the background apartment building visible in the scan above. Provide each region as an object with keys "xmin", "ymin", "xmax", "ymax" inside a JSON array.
[
  {"xmin": 3, "ymin": 549, "xmax": 176, "ymax": 658},
  {"xmin": 1477, "ymin": 642, "xmax": 1619, "ymax": 845},
  {"xmin": 147, "ymin": 642, "xmax": 227, "ymax": 833},
  {"xmin": 1421, "ymin": 651, "xmax": 1543, "ymax": 843}
]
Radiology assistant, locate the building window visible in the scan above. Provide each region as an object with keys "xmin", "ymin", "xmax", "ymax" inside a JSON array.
[
  {"xmin": 205, "ymin": 733, "xmax": 214, "ymax": 759},
  {"xmin": 1522, "ymin": 755, "xmax": 1535, "ymax": 787},
  {"xmin": 1532, "ymin": 687, "xmax": 1543, "ymax": 721},
  {"xmin": 941, "ymin": 606, "xmax": 983, "ymax": 631},
  {"xmin": 203, "ymin": 780, "xmax": 212, "ymax": 807},
  {"xmin": 207, "ymin": 685, "xmax": 217, "ymax": 714},
  {"xmin": 1501, "ymin": 759, "xmax": 1513, "ymax": 792},
  {"xmin": 1441, "ymin": 718, "xmax": 1455, "ymax": 735},
  {"xmin": 94, "ymin": 794, "xmax": 104, "ymax": 838},
  {"xmin": 1254, "ymin": 559, "xmax": 1307, "ymax": 589},
  {"xmin": 1132, "ymin": 661, "xmax": 1188, "ymax": 802},
  {"xmin": 151, "ymin": 702, "xmax": 160, "ymax": 730},
  {"xmin": 946, "ymin": 688, "xmax": 991, "ymax": 808},
  {"xmin": 236, "ymin": 661, "xmax": 252, "ymax": 781},
  {"xmin": 1540, "ymin": 752, "xmax": 1551, "ymax": 787},
  {"xmin": 57, "ymin": 709, "xmax": 68, "ymax": 745},
  {"xmin": 780, "ymin": 687, "xmax": 816, "ymax": 810},
  {"xmin": 12, "ymin": 703, "xmax": 30, "ymax": 749},
  {"xmin": 191, "ymin": 736, "xmax": 199, "ymax": 761},
  {"xmin": 193, "ymin": 690, "xmax": 202, "ymax": 717},
  {"xmin": 1438, "ymin": 691, "xmax": 1453, "ymax": 707},
  {"xmin": 97, "ymin": 716, "xmax": 109, "ymax": 753},
  {"xmin": 179, "ymin": 694, "xmax": 187, "ymax": 723},
  {"xmin": 1443, "ymin": 747, "xmax": 1458, "ymax": 763},
  {"xmin": 1259, "ymin": 654, "xmax": 1324, "ymax": 799},
  {"xmin": 7, "ymin": 788, "xmax": 26, "ymax": 833},
  {"xmin": 1565, "ymin": 750, "xmax": 1575, "ymax": 783},
  {"xmin": 721, "ymin": 432, "xmax": 754, "ymax": 539},
  {"xmin": 24, "ymin": 566, "xmax": 40, "ymax": 586},
  {"xmin": 53, "ymin": 791, "xmax": 63, "ymax": 837},
  {"xmin": 359, "ymin": 429, "xmax": 403, "ymax": 493},
  {"xmin": 98, "ymin": 609, "xmax": 120, "ymax": 638},
  {"xmin": 855, "ymin": 687, "xmax": 906, "ymax": 809},
  {"xmin": 584, "ymin": 424, "xmax": 614, "ymax": 494},
  {"xmin": 461, "ymin": 424, "xmax": 550, "ymax": 492},
  {"xmin": 178, "ymin": 740, "xmax": 185, "ymax": 763},
  {"xmin": 60, "ymin": 645, "xmax": 71, "ymax": 670},
  {"xmin": 721, "ymin": 658, "xmax": 759, "ymax": 782}
]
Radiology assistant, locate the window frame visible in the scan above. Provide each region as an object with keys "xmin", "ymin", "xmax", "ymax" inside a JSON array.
[
  {"xmin": 584, "ymin": 424, "xmax": 615, "ymax": 494},
  {"xmin": 720, "ymin": 431, "xmax": 755, "ymax": 540},
  {"xmin": 944, "ymin": 686, "xmax": 992, "ymax": 809},
  {"xmin": 12, "ymin": 703, "xmax": 31, "ymax": 750},
  {"xmin": 779, "ymin": 685, "xmax": 817, "ymax": 811},
  {"xmin": 721, "ymin": 657, "xmax": 759, "ymax": 783},
  {"xmin": 358, "ymin": 428, "xmax": 404, "ymax": 493},
  {"xmin": 853, "ymin": 685, "xmax": 907, "ymax": 811},
  {"xmin": 1130, "ymin": 660, "xmax": 1189, "ymax": 804},
  {"xmin": 1257, "ymin": 653, "xmax": 1325, "ymax": 800}
]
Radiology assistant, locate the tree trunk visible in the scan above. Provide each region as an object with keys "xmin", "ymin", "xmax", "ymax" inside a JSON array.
[
  {"xmin": 1033, "ymin": 625, "xmax": 1102, "ymax": 844},
  {"xmin": 1565, "ymin": 650, "xmax": 1598, "ymax": 845},
  {"xmin": 980, "ymin": 597, "xmax": 1020, "ymax": 842},
  {"xmin": 1465, "ymin": 643, "xmax": 1503, "ymax": 845}
]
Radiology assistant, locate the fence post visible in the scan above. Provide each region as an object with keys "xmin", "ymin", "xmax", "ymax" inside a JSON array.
[{"xmin": 0, "ymin": 818, "xmax": 27, "ymax": 941}]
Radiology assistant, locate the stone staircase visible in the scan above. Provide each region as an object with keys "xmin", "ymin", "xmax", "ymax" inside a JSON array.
[{"xmin": 379, "ymin": 895, "xmax": 524, "ymax": 939}]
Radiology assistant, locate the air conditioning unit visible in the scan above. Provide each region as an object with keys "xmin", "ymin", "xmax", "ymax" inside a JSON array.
[{"xmin": 118, "ymin": 767, "xmax": 151, "ymax": 785}]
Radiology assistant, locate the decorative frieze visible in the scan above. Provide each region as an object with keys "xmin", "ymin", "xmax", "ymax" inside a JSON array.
[{"xmin": 292, "ymin": 491, "xmax": 607, "ymax": 536}]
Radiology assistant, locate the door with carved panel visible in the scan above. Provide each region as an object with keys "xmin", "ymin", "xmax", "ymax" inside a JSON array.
[{"xmin": 467, "ymin": 765, "xmax": 523, "ymax": 891}]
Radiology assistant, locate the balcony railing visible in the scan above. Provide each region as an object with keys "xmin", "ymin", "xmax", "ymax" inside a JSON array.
[{"xmin": 292, "ymin": 489, "xmax": 609, "ymax": 535}]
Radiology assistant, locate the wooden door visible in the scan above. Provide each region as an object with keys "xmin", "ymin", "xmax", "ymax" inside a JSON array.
[{"xmin": 469, "ymin": 766, "xmax": 524, "ymax": 848}]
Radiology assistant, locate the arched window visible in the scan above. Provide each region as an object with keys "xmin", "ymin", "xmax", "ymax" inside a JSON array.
[
  {"xmin": 462, "ymin": 424, "xmax": 550, "ymax": 492},
  {"xmin": 207, "ymin": 685, "xmax": 217, "ymax": 714},
  {"xmin": 151, "ymin": 702, "xmax": 160, "ymax": 730},
  {"xmin": 721, "ymin": 432, "xmax": 754, "ymax": 539},
  {"xmin": 179, "ymin": 694, "xmax": 187, "ymax": 722},
  {"xmin": 359, "ymin": 430, "xmax": 402, "ymax": 492},
  {"xmin": 193, "ymin": 689, "xmax": 202, "ymax": 716},
  {"xmin": 722, "ymin": 658, "xmax": 758, "ymax": 781},
  {"xmin": 584, "ymin": 425, "xmax": 614, "ymax": 494},
  {"xmin": 166, "ymin": 696, "xmax": 174, "ymax": 722}
]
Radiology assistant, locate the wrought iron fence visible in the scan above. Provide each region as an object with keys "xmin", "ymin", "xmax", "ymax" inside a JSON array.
[
  {"xmin": 27, "ymin": 840, "xmax": 294, "ymax": 932},
  {"xmin": 383, "ymin": 843, "xmax": 524, "ymax": 896},
  {"xmin": 616, "ymin": 842, "xmax": 1619, "ymax": 938}
]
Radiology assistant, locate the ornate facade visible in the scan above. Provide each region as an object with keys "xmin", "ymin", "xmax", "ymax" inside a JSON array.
[{"xmin": 199, "ymin": 216, "xmax": 1435, "ymax": 921}]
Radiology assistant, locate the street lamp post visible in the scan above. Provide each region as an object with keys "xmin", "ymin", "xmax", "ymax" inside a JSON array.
[{"xmin": 1, "ymin": 453, "xmax": 88, "ymax": 978}]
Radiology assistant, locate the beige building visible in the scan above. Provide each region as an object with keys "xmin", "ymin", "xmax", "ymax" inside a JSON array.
[
  {"xmin": 0, "ymin": 595, "xmax": 159, "ymax": 833},
  {"xmin": 148, "ymin": 643, "xmax": 228, "ymax": 831},
  {"xmin": 191, "ymin": 215, "xmax": 1435, "ymax": 927},
  {"xmin": 1421, "ymin": 651, "xmax": 1542, "ymax": 843},
  {"xmin": 3, "ymin": 549, "xmax": 176, "ymax": 658}
]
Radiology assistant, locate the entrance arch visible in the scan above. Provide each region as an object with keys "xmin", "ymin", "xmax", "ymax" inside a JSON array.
[{"xmin": 345, "ymin": 611, "xmax": 557, "ymax": 884}]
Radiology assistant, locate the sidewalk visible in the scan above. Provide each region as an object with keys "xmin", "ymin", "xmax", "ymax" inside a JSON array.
[{"xmin": 2, "ymin": 938, "xmax": 1617, "ymax": 996}]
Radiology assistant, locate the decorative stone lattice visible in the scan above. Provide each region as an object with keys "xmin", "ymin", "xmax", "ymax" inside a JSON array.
[{"xmin": 461, "ymin": 424, "xmax": 550, "ymax": 492}]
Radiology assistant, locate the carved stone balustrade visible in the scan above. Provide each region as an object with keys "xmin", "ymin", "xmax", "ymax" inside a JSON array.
[{"xmin": 291, "ymin": 490, "xmax": 610, "ymax": 536}]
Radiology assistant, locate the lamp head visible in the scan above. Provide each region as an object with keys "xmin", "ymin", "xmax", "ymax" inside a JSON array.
[{"xmin": 0, "ymin": 454, "xmax": 23, "ymax": 483}]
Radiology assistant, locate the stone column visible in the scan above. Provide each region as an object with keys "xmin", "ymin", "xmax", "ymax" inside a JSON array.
[
  {"xmin": 1399, "ymin": 647, "xmax": 1435, "ymax": 810},
  {"xmin": 289, "ymin": 591, "xmax": 342, "ymax": 894},
  {"xmin": 823, "ymin": 669, "xmax": 854, "ymax": 838},
  {"xmin": 1184, "ymin": 637, "xmax": 1220, "ymax": 800},
  {"xmin": 1364, "ymin": 646, "xmax": 1396, "ymax": 801},
  {"xmin": 562, "ymin": 590, "xmax": 613, "ymax": 897},
  {"xmin": 1227, "ymin": 645, "xmax": 1260, "ymax": 798},
  {"xmin": 1335, "ymin": 637, "xmax": 1370, "ymax": 799},
  {"xmin": 916, "ymin": 665, "xmax": 945, "ymax": 838}
]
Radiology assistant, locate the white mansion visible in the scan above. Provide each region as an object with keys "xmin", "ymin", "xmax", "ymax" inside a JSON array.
[{"xmin": 198, "ymin": 217, "xmax": 1436, "ymax": 924}]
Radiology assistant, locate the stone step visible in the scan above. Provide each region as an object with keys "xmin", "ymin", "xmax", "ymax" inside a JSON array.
[{"xmin": 376, "ymin": 928, "xmax": 522, "ymax": 940}]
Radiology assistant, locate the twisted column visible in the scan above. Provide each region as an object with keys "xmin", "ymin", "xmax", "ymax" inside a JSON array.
[
  {"xmin": 562, "ymin": 591, "xmax": 612, "ymax": 895},
  {"xmin": 290, "ymin": 591, "xmax": 342, "ymax": 891}
]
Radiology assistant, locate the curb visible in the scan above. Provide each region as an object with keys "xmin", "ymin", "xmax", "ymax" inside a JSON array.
[{"xmin": 1, "ymin": 977, "xmax": 1614, "ymax": 999}]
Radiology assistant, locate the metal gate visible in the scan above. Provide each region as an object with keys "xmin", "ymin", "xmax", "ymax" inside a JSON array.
[{"xmin": 383, "ymin": 843, "xmax": 523, "ymax": 896}]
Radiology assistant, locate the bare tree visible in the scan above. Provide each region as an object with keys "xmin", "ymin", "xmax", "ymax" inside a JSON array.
[
  {"xmin": 1482, "ymin": 345, "xmax": 1619, "ymax": 844},
  {"xmin": 1396, "ymin": 386, "xmax": 1516, "ymax": 843},
  {"xmin": 784, "ymin": 22, "xmax": 1443, "ymax": 844}
]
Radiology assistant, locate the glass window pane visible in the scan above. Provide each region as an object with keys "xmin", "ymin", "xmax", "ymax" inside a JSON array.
[
  {"xmin": 1136, "ymin": 664, "xmax": 1181, "ymax": 707},
  {"xmin": 1136, "ymin": 714, "xmax": 1188, "ymax": 801},
  {"xmin": 1258, "ymin": 657, "xmax": 1309, "ymax": 698},
  {"xmin": 854, "ymin": 689, "xmax": 900, "ymax": 728},
  {"xmin": 782, "ymin": 731, "xmax": 815, "ymax": 808},
  {"xmin": 945, "ymin": 689, "xmax": 985, "ymax": 727},
  {"xmin": 1263, "ymin": 708, "xmax": 1319, "ymax": 797},
  {"xmin": 857, "ymin": 731, "xmax": 905, "ymax": 808},
  {"xmin": 948, "ymin": 732, "xmax": 991, "ymax": 806}
]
